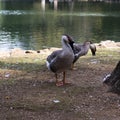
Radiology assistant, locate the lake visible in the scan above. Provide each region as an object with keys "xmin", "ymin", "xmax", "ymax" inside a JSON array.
[{"xmin": 0, "ymin": 0, "xmax": 120, "ymax": 51}]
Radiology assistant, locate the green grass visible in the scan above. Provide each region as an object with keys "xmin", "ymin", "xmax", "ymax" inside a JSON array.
[
  {"xmin": 0, "ymin": 48, "xmax": 119, "ymax": 72},
  {"xmin": 0, "ymin": 57, "xmax": 46, "ymax": 72}
]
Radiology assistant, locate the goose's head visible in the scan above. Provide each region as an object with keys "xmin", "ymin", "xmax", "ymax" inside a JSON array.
[
  {"xmin": 83, "ymin": 41, "xmax": 96, "ymax": 56},
  {"xmin": 62, "ymin": 34, "xmax": 75, "ymax": 50},
  {"xmin": 89, "ymin": 41, "xmax": 96, "ymax": 56},
  {"xmin": 83, "ymin": 41, "xmax": 91, "ymax": 46}
]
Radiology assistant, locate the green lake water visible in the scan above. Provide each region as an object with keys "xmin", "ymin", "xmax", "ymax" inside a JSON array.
[{"xmin": 0, "ymin": 1, "xmax": 120, "ymax": 51}]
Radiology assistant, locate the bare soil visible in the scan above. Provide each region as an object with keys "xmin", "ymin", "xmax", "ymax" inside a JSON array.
[{"xmin": 0, "ymin": 47, "xmax": 120, "ymax": 120}]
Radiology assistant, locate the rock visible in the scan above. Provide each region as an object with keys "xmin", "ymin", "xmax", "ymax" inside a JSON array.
[
  {"xmin": 53, "ymin": 100, "xmax": 60, "ymax": 103},
  {"xmin": 98, "ymin": 40, "xmax": 120, "ymax": 48},
  {"xmin": 5, "ymin": 73, "xmax": 10, "ymax": 78},
  {"xmin": 25, "ymin": 50, "xmax": 34, "ymax": 54},
  {"xmin": 37, "ymin": 50, "xmax": 40, "ymax": 53},
  {"xmin": 116, "ymin": 42, "xmax": 120, "ymax": 47}
]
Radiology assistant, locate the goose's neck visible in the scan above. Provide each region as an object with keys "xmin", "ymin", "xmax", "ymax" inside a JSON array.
[
  {"xmin": 84, "ymin": 43, "xmax": 90, "ymax": 51},
  {"xmin": 78, "ymin": 43, "xmax": 90, "ymax": 56},
  {"xmin": 62, "ymin": 39, "xmax": 73, "ymax": 53}
]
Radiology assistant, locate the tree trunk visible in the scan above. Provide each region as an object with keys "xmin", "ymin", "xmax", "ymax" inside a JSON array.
[{"xmin": 103, "ymin": 61, "xmax": 120, "ymax": 94}]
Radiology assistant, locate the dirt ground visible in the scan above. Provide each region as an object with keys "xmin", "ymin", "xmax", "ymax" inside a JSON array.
[{"xmin": 0, "ymin": 46, "xmax": 120, "ymax": 120}]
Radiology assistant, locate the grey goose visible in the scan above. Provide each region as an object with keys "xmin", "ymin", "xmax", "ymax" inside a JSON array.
[{"xmin": 46, "ymin": 35, "xmax": 74, "ymax": 86}]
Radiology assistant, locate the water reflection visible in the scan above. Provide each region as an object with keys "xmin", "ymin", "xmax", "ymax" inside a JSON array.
[
  {"xmin": 0, "ymin": 10, "xmax": 33, "ymax": 15},
  {"xmin": 0, "ymin": 1, "xmax": 120, "ymax": 51},
  {"xmin": 41, "ymin": 0, "xmax": 45, "ymax": 12}
]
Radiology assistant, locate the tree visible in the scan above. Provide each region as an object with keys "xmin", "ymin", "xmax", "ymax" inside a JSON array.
[{"xmin": 103, "ymin": 61, "xmax": 120, "ymax": 94}]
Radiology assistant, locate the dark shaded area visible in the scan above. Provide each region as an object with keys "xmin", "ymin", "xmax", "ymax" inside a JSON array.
[{"xmin": 103, "ymin": 61, "xmax": 120, "ymax": 94}]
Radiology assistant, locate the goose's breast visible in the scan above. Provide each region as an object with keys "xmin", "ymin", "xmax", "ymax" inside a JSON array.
[{"xmin": 50, "ymin": 53, "xmax": 74, "ymax": 73}]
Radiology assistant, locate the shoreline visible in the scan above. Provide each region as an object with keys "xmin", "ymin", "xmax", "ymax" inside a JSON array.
[{"xmin": 0, "ymin": 40, "xmax": 120, "ymax": 58}]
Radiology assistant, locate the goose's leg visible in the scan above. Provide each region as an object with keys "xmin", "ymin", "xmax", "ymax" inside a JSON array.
[
  {"xmin": 71, "ymin": 63, "xmax": 74, "ymax": 70},
  {"xmin": 55, "ymin": 73, "xmax": 63, "ymax": 86},
  {"xmin": 71, "ymin": 63, "xmax": 77, "ymax": 70},
  {"xmin": 63, "ymin": 71, "xmax": 71, "ymax": 85},
  {"xmin": 63, "ymin": 71, "xmax": 66, "ymax": 84},
  {"xmin": 71, "ymin": 63, "xmax": 73, "ymax": 69}
]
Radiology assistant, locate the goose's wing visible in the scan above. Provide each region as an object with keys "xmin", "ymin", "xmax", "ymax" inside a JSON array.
[
  {"xmin": 73, "ymin": 43, "xmax": 82, "ymax": 54},
  {"xmin": 47, "ymin": 50, "xmax": 62, "ymax": 63},
  {"xmin": 73, "ymin": 43, "xmax": 87, "ymax": 63},
  {"xmin": 46, "ymin": 50, "xmax": 64, "ymax": 72},
  {"xmin": 47, "ymin": 50, "xmax": 74, "ymax": 73}
]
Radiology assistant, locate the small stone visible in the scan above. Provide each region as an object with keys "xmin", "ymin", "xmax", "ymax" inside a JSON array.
[{"xmin": 53, "ymin": 100, "xmax": 60, "ymax": 103}]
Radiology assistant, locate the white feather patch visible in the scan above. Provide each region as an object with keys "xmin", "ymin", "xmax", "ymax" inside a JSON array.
[
  {"xmin": 103, "ymin": 74, "xmax": 111, "ymax": 82},
  {"xmin": 46, "ymin": 61, "xmax": 50, "ymax": 70}
]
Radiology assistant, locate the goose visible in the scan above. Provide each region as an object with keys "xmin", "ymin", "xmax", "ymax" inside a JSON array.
[
  {"xmin": 72, "ymin": 41, "xmax": 96, "ymax": 68},
  {"xmin": 46, "ymin": 35, "xmax": 75, "ymax": 86}
]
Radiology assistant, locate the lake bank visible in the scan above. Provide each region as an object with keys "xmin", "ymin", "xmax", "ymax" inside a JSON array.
[{"xmin": 0, "ymin": 40, "xmax": 120, "ymax": 58}]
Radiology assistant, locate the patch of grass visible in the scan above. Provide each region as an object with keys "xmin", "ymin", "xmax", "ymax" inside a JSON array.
[
  {"xmin": 0, "ymin": 79, "xmax": 16, "ymax": 85},
  {"xmin": 79, "ymin": 48, "xmax": 120, "ymax": 66},
  {"xmin": 0, "ymin": 57, "xmax": 46, "ymax": 72},
  {"xmin": 0, "ymin": 48, "xmax": 119, "ymax": 72},
  {"xmin": 5, "ymin": 99, "xmax": 88, "ymax": 119},
  {"xmin": 5, "ymin": 98, "xmax": 72, "ymax": 112},
  {"xmin": 67, "ymin": 86, "xmax": 94, "ymax": 96}
]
